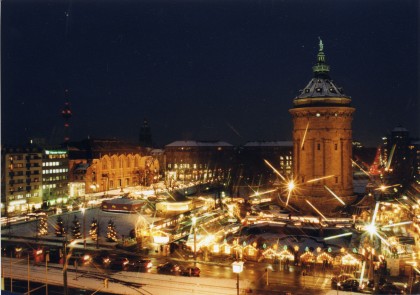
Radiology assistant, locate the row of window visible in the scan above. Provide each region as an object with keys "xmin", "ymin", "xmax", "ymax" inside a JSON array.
[
  {"xmin": 42, "ymin": 161, "xmax": 63, "ymax": 167},
  {"xmin": 167, "ymin": 163, "xmax": 208, "ymax": 169},
  {"xmin": 42, "ymin": 184, "xmax": 57, "ymax": 189},
  {"xmin": 301, "ymin": 143, "xmax": 340, "ymax": 151},
  {"xmin": 43, "ymin": 168, "xmax": 68, "ymax": 174},
  {"xmin": 42, "ymin": 175, "xmax": 68, "ymax": 181},
  {"xmin": 8, "ymin": 192, "xmax": 39, "ymax": 201},
  {"xmin": 279, "ymin": 156, "xmax": 292, "ymax": 160},
  {"xmin": 48, "ymin": 154, "xmax": 67, "ymax": 159}
]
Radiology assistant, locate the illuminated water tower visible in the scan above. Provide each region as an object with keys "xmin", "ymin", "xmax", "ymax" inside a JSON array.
[
  {"xmin": 289, "ymin": 39, "xmax": 355, "ymax": 214},
  {"xmin": 61, "ymin": 89, "xmax": 72, "ymax": 143}
]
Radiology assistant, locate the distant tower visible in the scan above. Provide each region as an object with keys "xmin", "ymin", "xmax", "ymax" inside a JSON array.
[
  {"xmin": 139, "ymin": 119, "xmax": 153, "ymax": 147},
  {"xmin": 289, "ymin": 39, "xmax": 355, "ymax": 214},
  {"xmin": 61, "ymin": 89, "xmax": 72, "ymax": 143}
]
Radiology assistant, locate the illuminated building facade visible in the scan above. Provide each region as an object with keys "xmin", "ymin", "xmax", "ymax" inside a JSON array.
[
  {"xmin": 164, "ymin": 140, "xmax": 235, "ymax": 184},
  {"xmin": 289, "ymin": 39, "xmax": 355, "ymax": 213},
  {"xmin": 42, "ymin": 149, "xmax": 69, "ymax": 207},
  {"xmin": 1, "ymin": 146, "xmax": 43, "ymax": 215},
  {"xmin": 67, "ymin": 138, "xmax": 160, "ymax": 198}
]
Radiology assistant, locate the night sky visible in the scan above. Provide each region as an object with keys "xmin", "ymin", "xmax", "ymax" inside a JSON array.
[{"xmin": 2, "ymin": 0, "xmax": 419, "ymax": 148}]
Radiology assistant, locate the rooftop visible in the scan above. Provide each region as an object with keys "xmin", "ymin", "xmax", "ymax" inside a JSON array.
[{"xmin": 165, "ymin": 140, "xmax": 233, "ymax": 147}]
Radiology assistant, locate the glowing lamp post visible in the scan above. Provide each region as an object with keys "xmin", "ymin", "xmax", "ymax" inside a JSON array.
[
  {"xmin": 232, "ymin": 261, "xmax": 244, "ymax": 295},
  {"xmin": 192, "ymin": 216, "xmax": 197, "ymax": 261},
  {"xmin": 81, "ymin": 207, "xmax": 86, "ymax": 249}
]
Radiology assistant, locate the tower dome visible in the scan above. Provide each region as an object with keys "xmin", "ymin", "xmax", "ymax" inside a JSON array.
[{"xmin": 293, "ymin": 38, "xmax": 351, "ymax": 108}]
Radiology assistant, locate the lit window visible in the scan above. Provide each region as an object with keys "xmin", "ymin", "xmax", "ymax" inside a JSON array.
[{"xmin": 316, "ymin": 113, "xmax": 321, "ymax": 117}]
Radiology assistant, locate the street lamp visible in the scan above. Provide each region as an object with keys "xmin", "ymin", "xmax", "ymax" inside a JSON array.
[
  {"xmin": 192, "ymin": 216, "xmax": 197, "ymax": 261},
  {"xmin": 81, "ymin": 207, "xmax": 86, "ymax": 249},
  {"xmin": 232, "ymin": 261, "xmax": 244, "ymax": 295}
]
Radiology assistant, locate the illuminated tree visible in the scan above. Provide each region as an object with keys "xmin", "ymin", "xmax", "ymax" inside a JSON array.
[
  {"xmin": 106, "ymin": 219, "xmax": 117, "ymax": 242},
  {"xmin": 37, "ymin": 215, "xmax": 48, "ymax": 236},
  {"xmin": 55, "ymin": 216, "xmax": 66, "ymax": 237},
  {"xmin": 71, "ymin": 215, "xmax": 82, "ymax": 240},
  {"xmin": 90, "ymin": 218, "xmax": 98, "ymax": 241}
]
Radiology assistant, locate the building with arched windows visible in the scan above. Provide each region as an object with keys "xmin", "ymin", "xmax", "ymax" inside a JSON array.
[{"xmin": 67, "ymin": 138, "xmax": 160, "ymax": 199}]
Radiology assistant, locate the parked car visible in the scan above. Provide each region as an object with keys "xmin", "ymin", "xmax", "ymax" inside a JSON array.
[
  {"xmin": 331, "ymin": 273, "xmax": 354, "ymax": 288},
  {"xmin": 92, "ymin": 250, "xmax": 111, "ymax": 268},
  {"xmin": 378, "ymin": 282, "xmax": 407, "ymax": 294},
  {"xmin": 109, "ymin": 255, "xmax": 130, "ymax": 270},
  {"xmin": 126, "ymin": 258, "xmax": 153, "ymax": 272},
  {"xmin": 157, "ymin": 262, "xmax": 181, "ymax": 274},
  {"xmin": 68, "ymin": 253, "xmax": 92, "ymax": 266},
  {"xmin": 337, "ymin": 278, "xmax": 360, "ymax": 291},
  {"xmin": 181, "ymin": 266, "xmax": 200, "ymax": 277}
]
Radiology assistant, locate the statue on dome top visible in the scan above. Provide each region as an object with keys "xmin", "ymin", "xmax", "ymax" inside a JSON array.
[{"xmin": 318, "ymin": 37, "xmax": 324, "ymax": 52}]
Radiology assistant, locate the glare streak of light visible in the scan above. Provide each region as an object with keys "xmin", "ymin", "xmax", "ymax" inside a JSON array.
[
  {"xmin": 359, "ymin": 261, "xmax": 366, "ymax": 286},
  {"xmin": 374, "ymin": 184, "xmax": 400, "ymax": 191},
  {"xmin": 386, "ymin": 144, "xmax": 396, "ymax": 170},
  {"xmin": 371, "ymin": 202, "xmax": 379, "ymax": 227},
  {"xmin": 249, "ymin": 189, "xmax": 277, "ymax": 198},
  {"xmin": 324, "ymin": 185, "xmax": 346, "ymax": 205},
  {"xmin": 364, "ymin": 201, "xmax": 391, "ymax": 247},
  {"xmin": 286, "ymin": 189, "xmax": 292, "ymax": 207},
  {"xmin": 301, "ymin": 121, "xmax": 309, "ymax": 150},
  {"xmin": 226, "ymin": 122, "xmax": 242, "ymax": 137},
  {"xmin": 284, "ymin": 180, "xmax": 296, "ymax": 207},
  {"xmin": 264, "ymin": 159, "xmax": 286, "ymax": 181},
  {"xmin": 351, "ymin": 159, "xmax": 371, "ymax": 177},
  {"xmin": 381, "ymin": 221, "xmax": 412, "ymax": 228},
  {"xmin": 306, "ymin": 175, "xmax": 334, "ymax": 183},
  {"xmin": 373, "ymin": 231, "xmax": 390, "ymax": 247},
  {"xmin": 246, "ymin": 184, "xmax": 258, "ymax": 195},
  {"xmin": 324, "ymin": 232, "xmax": 352, "ymax": 240},
  {"xmin": 305, "ymin": 200, "xmax": 329, "ymax": 221}
]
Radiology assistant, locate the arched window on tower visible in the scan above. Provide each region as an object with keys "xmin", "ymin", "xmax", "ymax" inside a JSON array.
[{"xmin": 317, "ymin": 143, "xmax": 321, "ymax": 150}]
